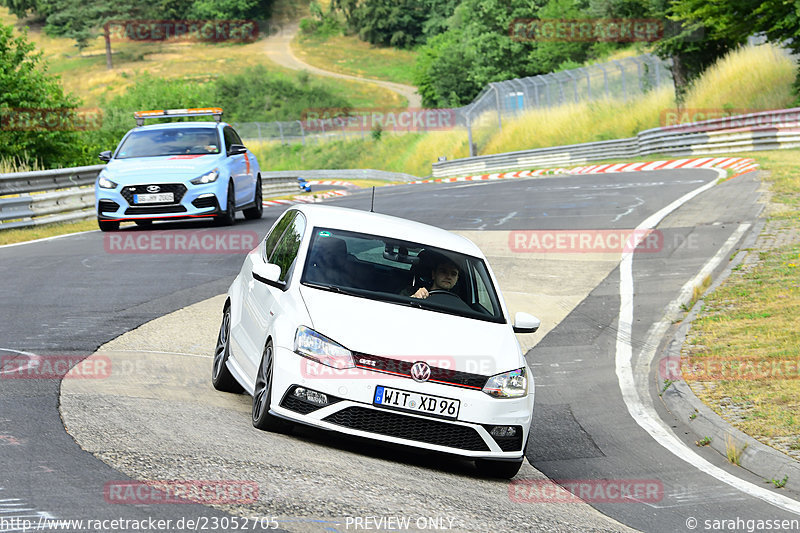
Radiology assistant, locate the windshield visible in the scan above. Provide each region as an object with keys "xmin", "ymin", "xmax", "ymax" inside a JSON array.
[
  {"xmin": 300, "ymin": 227, "xmax": 505, "ymax": 323},
  {"xmin": 116, "ymin": 128, "xmax": 221, "ymax": 158}
]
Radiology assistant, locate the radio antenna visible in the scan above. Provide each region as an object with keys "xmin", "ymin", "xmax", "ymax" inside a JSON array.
[{"xmin": 370, "ymin": 186, "xmax": 376, "ymax": 212}]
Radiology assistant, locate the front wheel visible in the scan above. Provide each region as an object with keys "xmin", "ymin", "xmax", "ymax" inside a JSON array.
[
  {"xmin": 252, "ymin": 341, "xmax": 292, "ymax": 432},
  {"xmin": 243, "ymin": 176, "xmax": 263, "ymax": 220},
  {"xmin": 212, "ymin": 305, "xmax": 243, "ymax": 393},
  {"xmin": 215, "ymin": 182, "xmax": 235, "ymax": 226},
  {"xmin": 475, "ymin": 457, "xmax": 523, "ymax": 479},
  {"xmin": 98, "ymin": 218, "xmax": 119, "ymax": 232}
]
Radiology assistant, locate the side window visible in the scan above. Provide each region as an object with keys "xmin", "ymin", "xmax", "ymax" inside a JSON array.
[
  {"xmin": 223, "ymin": 127, "xmax": 237, "ymax": 153},
  {"xmin": 268, "ymin": 213, "xmax": 307, "ymax": 282},
  {"xmin": 229, "ymin": 127, "xmax": 243, "ymax": 145},
  {"xmin": 262, "ymin": 211, "xmax": 296, "ymax": 262}
]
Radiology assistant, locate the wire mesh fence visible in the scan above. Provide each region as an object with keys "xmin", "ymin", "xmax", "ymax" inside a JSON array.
[{"xmin": 232, "ymin": 54, "xmax": 673, "ymax": 148}]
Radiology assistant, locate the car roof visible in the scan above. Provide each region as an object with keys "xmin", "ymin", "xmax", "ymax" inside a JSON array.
[
  {"xmin": 132, "ymin": 121, "xmax": 225, "ymax": 131},
  {"xmin": 293, "ymin": 205, "xmax": 483, "ymax": 257}
]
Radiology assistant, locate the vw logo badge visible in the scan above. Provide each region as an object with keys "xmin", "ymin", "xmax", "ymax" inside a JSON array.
[
  {"xmin": 410, "ymin": 361, "xmax": 431, "ymax": 383},
  {"xmin": 146, "ymin": 185, "xmax": 161, "ymax": 193}
]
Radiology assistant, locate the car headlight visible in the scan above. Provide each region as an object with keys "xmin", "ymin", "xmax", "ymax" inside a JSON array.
[
  {"xmin": 98, "ymin": 175, "xmax": 117, "ymax": 189},
  {"xmin": 294, "ymin": 326, "xmax": 354, "ymax": 369},
  {"xmin": 191, "ymin": 168, "xmax": 219, "ymax": 185},
  {"xmin": 482, "ymin": 367, "xmax": 527, "ymax": 398}
]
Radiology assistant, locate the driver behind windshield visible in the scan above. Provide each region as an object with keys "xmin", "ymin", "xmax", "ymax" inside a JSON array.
[{"xmin": 410, "ymin": 258, "xmax": 460, "ymax": 299}]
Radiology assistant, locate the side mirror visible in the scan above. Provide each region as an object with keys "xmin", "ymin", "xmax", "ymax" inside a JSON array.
[
  {"xmin": 228, "ymin": 144, "xmax": 247, "ymax": 156},
  {"xmin": 99, "ymin": 150, "xmax": 112, "ymax": 162},
  {"xmin": 513, "ymin": 312, "xmax": 540, "ymax": 334},
  {"xmin": 252, "ymin": 262, "xmax": 282, "ymax": 285}
]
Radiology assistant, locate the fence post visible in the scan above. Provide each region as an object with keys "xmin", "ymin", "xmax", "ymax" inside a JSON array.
[
  {"xmin": 296, "ymin": 120, "xmax": 305, "ymax": 146},
  {"xmin": 278, "ymin": 122, "xmax": 285, "ymax": 144},
  {"xmin": 613, "ymin": 60, "xmax": 627, "ymax": 100},
  {"xmin": 492, "ymin": 83, "xmax": 503, "ymax": 131},
  {"xmin": 466, "ymin": 108, "xmax": 476, "ymax": 157},
  {"xmin": 256, "ymin": 122, "xmax": 262, "ymax": 142}
]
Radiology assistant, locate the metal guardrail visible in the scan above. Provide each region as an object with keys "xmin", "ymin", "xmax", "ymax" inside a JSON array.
[
  {"xmin": 432, "ymin": 108, "xmax": 800, "ymax": 177},
  {"xmin": 0, "ymin": 168, "xmax": 303, "ymax": 230}
]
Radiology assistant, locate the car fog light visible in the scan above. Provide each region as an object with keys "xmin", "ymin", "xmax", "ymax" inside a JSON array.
[
  {"xmin": 490, "ymin": 426, "xmax": 517, "ymax": 438},
  {"xmin": 294, "ymin": 387, "xmax": 329, "ymax": 405}
]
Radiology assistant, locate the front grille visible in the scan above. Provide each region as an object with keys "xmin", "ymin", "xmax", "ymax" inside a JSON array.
[
  {"xmin": 484, "ymin": 425, "xmax": 524, "ymax": 451},
  {"xmin": 353, "ymin": 352, "xmax": 489, "ymax": 390},
  {"xmin": 121, "ymin": 184, "xmax": 187, "ymax": 205},
  {"xmin": 125, "ymin": 205, "xmax": 187, "ymax": 215},
  {"xmin": 192, "ymin": 196, "xmax": 218, "ymax": 209},
  {"xmin": 280, "ymin": 386, "xmax": 342, "ymax": 415},
  {"xmin": 323, "ymin": 406, "xmax": 489, "ymax": 451},
  {"xmin": 98, "ymin": 200, "xmax": 119, "ymax": 213}
]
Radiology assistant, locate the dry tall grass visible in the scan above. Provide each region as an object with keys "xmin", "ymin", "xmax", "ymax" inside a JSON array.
[{"xmin": 683, "ymin": 43, "xmax": 797, "ymax": 111}]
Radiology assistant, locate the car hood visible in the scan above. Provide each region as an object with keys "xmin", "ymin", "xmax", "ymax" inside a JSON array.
[
  {"xmin": 105, "ymin": 154, "xmax": 223, "ymax": 179},
  {"xmin": 299, "ymin": 285, "xmax": 522, "ymax": 375}
]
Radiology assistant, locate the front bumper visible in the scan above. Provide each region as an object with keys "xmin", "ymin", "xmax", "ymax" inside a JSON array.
[
  {"xmin": 268, "ymin": 346, "xmax": 534, "ymax": 459},
  {"xmin": 96, "ymin": 181, "xmax": 223, "ymax": 222}
]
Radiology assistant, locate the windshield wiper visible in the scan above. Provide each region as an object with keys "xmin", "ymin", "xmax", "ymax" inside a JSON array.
[{"xmin": 303, "ymin": 282, "xmax": 362, "ymax": 297}]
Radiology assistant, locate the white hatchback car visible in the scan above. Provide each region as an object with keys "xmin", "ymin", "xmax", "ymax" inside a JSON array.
[{"xmin": 212, "ymin": 205, "xmax": 540, "ymax": 478}]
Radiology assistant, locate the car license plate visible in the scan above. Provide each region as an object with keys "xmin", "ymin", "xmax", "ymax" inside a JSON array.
[
  {"xmin": 134, "ymin": 192, "xmax": 173, "ymax": 204},
  {"xmin": 373, "ymin": 385, "xmax": 460, "ymax": 420}
]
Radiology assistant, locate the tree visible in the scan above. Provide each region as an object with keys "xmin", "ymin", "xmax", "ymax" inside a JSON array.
[{"xmin": 0, "ymin": 23, "xmax": 83, "ymax": 167}]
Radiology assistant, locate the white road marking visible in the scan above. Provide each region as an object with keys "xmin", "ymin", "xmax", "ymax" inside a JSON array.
[
  {"xmin": 0, "ymin": 349, "xmax": 40, "ymax": 376},
  {"xmin": 495, "ymin": 211, "xmax": 517, "ymax": 226},
  {"xmin": 0, "ymin": 230, "xmax": 98, "ymax": 249},
  {"xmin": 615, "ymin": 169, "xmax": 800, "ymax": 514},
  {"xmin": 102, "ymin": 349, "xmax": 211, "ymax": 359}
]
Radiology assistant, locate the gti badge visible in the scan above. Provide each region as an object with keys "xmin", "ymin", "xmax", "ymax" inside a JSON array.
[{"xmin": 410, "ymin": 361, "xmax": 431, "ymax": 383}]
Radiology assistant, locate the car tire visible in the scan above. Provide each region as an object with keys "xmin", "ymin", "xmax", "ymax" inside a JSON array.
[
  {"xmin": 211, "ymin": 305, "xmax": 243, "ymax": 393},
  {"xmin": 134, "ymin": 220, "xmax": 152, "ymax": 227},
  {"xmin": 215, "ymin": 182, "xmax": 235, "ymax": 226},
  {"xmin": 474, "ymin": 457, "xmax": 524, "ymax": 479},
  {"xmin": 97, "ymin": 218, "xmax": 119, "ymax": 232},
  {"xmin": 243, "ymin": 176, "xmax": 263, "ymax": 220},
  {"xmin": 252, "ymin": 340, "xmax": 291, "ymax": 433}
]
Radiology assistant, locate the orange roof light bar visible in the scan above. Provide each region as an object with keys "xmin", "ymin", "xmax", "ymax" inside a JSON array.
[{"xmin": 134, "ymin": 107, "xmax": 223, "ymax": 126}]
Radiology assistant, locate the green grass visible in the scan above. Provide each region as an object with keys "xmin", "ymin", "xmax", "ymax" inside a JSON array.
[
  {"xmin": 293, "ymin": 33, "xmax": 418, "ymax": 86},
  {"xmin": 682, "ymin": 149, "xmax": 800, "ymax": 439},
  {"xmin": 0, "ymin": 219, "xmax": 99, "ymax": 245}
]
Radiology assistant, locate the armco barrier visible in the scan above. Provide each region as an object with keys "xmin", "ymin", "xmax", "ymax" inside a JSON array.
[
  {"xmin": 0, "ymin": 166, "xmax": 417, "ymax": 230},
  {"xmin": 432, "ymin": 107, "xmax": 800, "ymax": 178},
  {"xmin": 0, "ymin": 168, "xmax": 301, "ymax": 230}
]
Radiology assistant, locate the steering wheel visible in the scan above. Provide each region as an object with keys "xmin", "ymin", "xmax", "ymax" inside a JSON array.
[{"xmin": 427, "ymin": 289, "xmax": 460, "ymax": 298}]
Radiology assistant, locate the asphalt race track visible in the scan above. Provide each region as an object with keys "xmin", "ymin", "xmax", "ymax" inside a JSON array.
[{"xmin": 2, "ymin": 169, "xmax": 798, "ymax": 532}]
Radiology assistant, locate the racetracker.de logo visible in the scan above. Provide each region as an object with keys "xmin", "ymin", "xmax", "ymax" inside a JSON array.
[
  {"xmin": 104, "ymin": 230, "xmax": 259, "ymax": 254},
  {"xmin": 0, "ymin": 354, "xmax": 111, "ymax": 379},
  {"xmin": 660, "ymin": 356, "xmax": 800, "ymax": 381},
  {"xmin": 509, "ymin": 229, "xmax": 662, "ymax": 253},
  {"xmin": 509, "ymin": 18, "xmax": 664, "ymax": 42},
  {"xmin": 509, "ymin": 479, "xmax": 663, "ymax": 503},
  {"xmin": 660, "ymin": 108, "xmax": 800, "ymax": 130},
  {"xmin": 104, "ymin": 20, "xmax": 258, "ymax": 43},
  {"xmin": 0, "ymin": 108, "xmax": 102, "ymax": 131},
  {"xmin": 104, "ymin": 480, "xmax": 258, "ymax": 505},
  {"xmin": 301, "ymin": 108, "xmax": 457, "ymax": 132}
]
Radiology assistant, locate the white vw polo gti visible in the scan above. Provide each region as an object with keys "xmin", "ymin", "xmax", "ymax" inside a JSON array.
[{"xmin": 213, "ymin": 204, "xmax": 540, "ymax": 478}]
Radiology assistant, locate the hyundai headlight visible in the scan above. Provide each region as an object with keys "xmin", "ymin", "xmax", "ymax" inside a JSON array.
[
  {"xmin": 191, "ymin": 168, "xmax": 219, "ymax": 185},
  {"xmin": 294, "ymin": 326, "xmax": 354, "ymax": 369},
  {"xmin": 98, "ymin": 175, "xmax": 117, "ymax": 189},
  {"xmin": 482, "ymin": 367, "xmax": 527, "ymax": 398}
]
